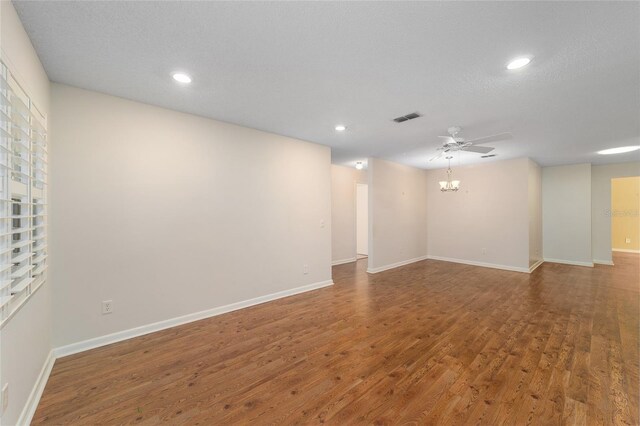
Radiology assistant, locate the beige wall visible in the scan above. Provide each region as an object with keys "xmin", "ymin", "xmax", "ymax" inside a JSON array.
[
  {"xmin": 50, "ymin": 84, "xmax": 332, "ymax": 348},
  {"xmin": 528, "ymin": 160, "xmax": 543, "ymax": 267},
  {"xmin": 611, "ymin": 177, "xmax": 640, "ymax": 251},
  {"xmin": 0, "ymin": 2, "xmax": 52, "ymax": 425},
  {"xmin": 0, "ymin": 2, "xmax": 49, "ymax": 113},
  {"xmin": 368, "ymin": 158, "xmax": 427, "ymax": 272},
  {"xmin": 426, "ymin": 158, "xmax": 531, "ymax": 271},
  {"xmin": 542, "ymin": 163, "xmax": 592, "ymax": 266},
  {"xmin": 592, "ymin": 162, "xmax": 640, "ymax": 263},
  {"xmin": 356, "ymin": 183, "xmax": 368, "ymax": 255},
  {"xmin": 330, "ymin": 165, "xmax": 366, "ymax": 264}
]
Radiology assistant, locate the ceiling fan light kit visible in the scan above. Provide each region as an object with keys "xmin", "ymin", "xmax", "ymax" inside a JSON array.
[{"xmin": 431, "ymin": 126, "xmax": 513, "ymax": 191}]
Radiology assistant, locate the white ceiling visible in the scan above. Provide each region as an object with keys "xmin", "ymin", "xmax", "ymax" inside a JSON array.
[{"xmin": 13, "ymin": 1, "xmax": 640, "ymax": 169}]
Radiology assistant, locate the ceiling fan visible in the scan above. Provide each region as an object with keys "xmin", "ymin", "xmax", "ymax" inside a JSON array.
[{"xmin": 429, "ymin": 126, "xmax": 512, "ymax": 162}]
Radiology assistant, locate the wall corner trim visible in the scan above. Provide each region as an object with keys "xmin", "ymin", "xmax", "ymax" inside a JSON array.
[
  {"xmin": 331, "ymin": 257, "xmax": 357, "ymax": 266},
  {"xmin": 425, "ymin": 255, "xmax": 531, "ymax": 273},
  {"xmin": 366, "ymin": 255, "xmax": 429, "ymax": 274},
  {"xmin": 543, "ymin": 258, "xmax": 594, "ymax": 268},
  {"xmin": 53, "ymin": 279, "xmax": 334, "ymax": 359},
  {"xmin": 16, "ymin": 350, "xmax": 55, "ymax": 426},
  {"xmin": 529, "ymin": 260, "xmax": 544, "ymax": 273}
]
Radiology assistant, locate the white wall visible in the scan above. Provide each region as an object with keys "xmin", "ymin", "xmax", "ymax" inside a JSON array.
[
  {"xmin": 591, "ymin": 161, "xmax": 640, "ymax": 264},
  {"xmin": 426, "ymin": 158, "xmax": 531, "ymax": 271},
  {"xmin": 368, "ymin": 158, "xmax": 427, "ymax": 272},
  {"xmin": 542, "ymin": 163, "xmax": 592, "ymax": 266},
  {"xmin": 356, "ymin": 184, "xmax": 368, "ymax": 256},
  {"xmin": 330, "ymin": 165, "xmax": 366, "ymax": 264},
  {"xmin": 528, "ymin": 160, "xmax": 542, "ymax": 267},
  {"xmin": 0, "ymin": 2, "xmax": 52, "ymax": 425},
  {"xmin": 50, "ymin": 84, "xmax": 332, "ymax": 348}
]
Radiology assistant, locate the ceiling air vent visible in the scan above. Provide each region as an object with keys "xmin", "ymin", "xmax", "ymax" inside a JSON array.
[
  {"xmin": 481, "ymin": 154, "xmax": 497, "ymax": 158},
  {"xmin": 393, "ymin": 112, "xmax": 421, "ymax": 123}
]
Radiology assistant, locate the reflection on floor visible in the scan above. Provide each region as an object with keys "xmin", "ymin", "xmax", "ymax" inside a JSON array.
[{"xmin": 34, "ymin": 253, "xmax": 638, "ymax": 424}]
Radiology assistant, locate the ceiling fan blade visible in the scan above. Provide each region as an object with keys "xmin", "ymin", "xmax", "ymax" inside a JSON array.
[
  {"xmin": 462, "ymin": 145, "xmax": 495, "ymax": 154},
  {"xmin": 438, "ymin": 136, "xmax": 455, "ymax": 144},
  {"xmin": 429, "ymin": 151, "xmax": 445, "ymax": 162},
  {"xmin": 465, "ymin": 132, "xmax": 513, "ymax": 145}
]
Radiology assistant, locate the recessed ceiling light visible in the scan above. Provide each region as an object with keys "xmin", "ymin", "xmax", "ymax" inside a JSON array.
[
  {"xmin": 506, "ymin": 57, "xmax": 532, "ymax": 70},
  {"xmin": 335, "ymin": 125, "xmax": 347, "ymax": 132},
  {"xmin": 355, "ymin": 161, "xmax": 364, "ymax": 170},
  {"xmin": 172, "ymin": 72, "xmax": 192, "ymax": 84},
  {"xmin": 597, "ymin": 146, "xmax": 640, "ymax": 155}
]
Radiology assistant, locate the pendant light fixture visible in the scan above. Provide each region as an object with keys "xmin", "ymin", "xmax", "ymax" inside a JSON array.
[{"xmin": 439, "ymin": 156, "xmax": 460, "ymax": 192}]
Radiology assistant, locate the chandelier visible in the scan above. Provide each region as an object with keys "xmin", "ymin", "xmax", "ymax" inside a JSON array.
[{"xmin": 439, "ymin": 157, "xmax": 460, "ymax": 192}]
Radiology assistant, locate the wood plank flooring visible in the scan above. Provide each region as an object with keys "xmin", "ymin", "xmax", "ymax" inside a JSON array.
[{"xmin": 33, "ymin": 254, "xmax": 639, "ymax": 425}]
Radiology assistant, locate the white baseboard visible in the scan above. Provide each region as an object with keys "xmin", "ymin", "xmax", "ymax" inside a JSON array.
[
  {"xmin": 543, "ymin": 258, "xmax": 594, "ymax": 268},
  {"xmin": 366, "ymin": 255, "xmax": 429, "ymax": 274},
  {"xmin": 612, "ymin": 248, "xmax": 640, "ymax": 254},
  {"xmin": 593, "ymin": 259, "xmax": 614, "ymax": 266},
  {"xmin": 529, "ymin": 260, "xmax": 544, "ymax": 273},
  {"xmin": 54, "ymin": 279, "xmax": 333, "ymax": 358},
  {"xmin": 331, "ymin": 257, "xmax": 357, "ymax": 266},
  {"xmin": 16, "ymin": 350, "xmax": 55, "ymax": 426},
  {"xmin": 18, "ymin": 280, "xmax": 332, "ymax": 425},
  {"xmin": 426, "ymin": 255, "xmax": 530, "ymax": 273}
]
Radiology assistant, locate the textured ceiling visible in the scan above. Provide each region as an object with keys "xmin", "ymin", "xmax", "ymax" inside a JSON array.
[{"xmin": 13, "ymin": 1, "xmax": 640, "ymax": 169}]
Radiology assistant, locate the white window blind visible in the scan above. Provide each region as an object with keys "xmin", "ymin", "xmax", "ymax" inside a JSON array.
[{"xmin": 0, "ymin": 60, "xmax": 48, "ymax": 326}]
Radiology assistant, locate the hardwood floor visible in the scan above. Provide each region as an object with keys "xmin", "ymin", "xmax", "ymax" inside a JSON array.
[{"xmin": 33, "ymin": 254, "xmax": 639, "ymax": 425}]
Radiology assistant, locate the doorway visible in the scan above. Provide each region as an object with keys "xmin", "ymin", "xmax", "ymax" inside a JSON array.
[
  {"xmin": 611, "ymin": 176, "xmax": 640, "ymax": 254},
  {"xmin": 356, "ymin": 183, "xmax": 368, "ymax": 259}
]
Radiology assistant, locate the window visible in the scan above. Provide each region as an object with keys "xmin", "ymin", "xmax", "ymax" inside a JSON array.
[{"xmin": 0, "ymin": 60, "xmax": 48, "ymax": 325}]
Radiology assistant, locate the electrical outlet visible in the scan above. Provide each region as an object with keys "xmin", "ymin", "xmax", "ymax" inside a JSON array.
[
  {"xmin": 2, "ymin": 383, "xmax": 9, "ymax": 414},
  {"xmin": 303, "ymin": 264, "xmax": 309, "ymax": 275},
  {"xmin": 102, "ymin": 300, "xmax": 113, "ymax": 315},
  {"xmin": 626, "ymin": 237, "xmax": 631, "ymax": 244},
  {"xmin": 481, "ymin": 248, "xmax": 487, "ymax": 255}
]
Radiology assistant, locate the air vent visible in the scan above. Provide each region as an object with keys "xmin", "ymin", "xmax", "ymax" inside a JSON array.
[
  {"xmin": 393, "ymin": 112, "xmax": 421, "ymax": 123},
  {"xmin": 481, "ymin": 154, "xmax": 497, "ymax": 158}
]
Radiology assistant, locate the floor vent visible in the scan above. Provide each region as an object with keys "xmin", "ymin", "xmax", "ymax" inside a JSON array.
[{"xmin": 393, "ymin": 112, "xmax": 421, "ymax": 123}]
